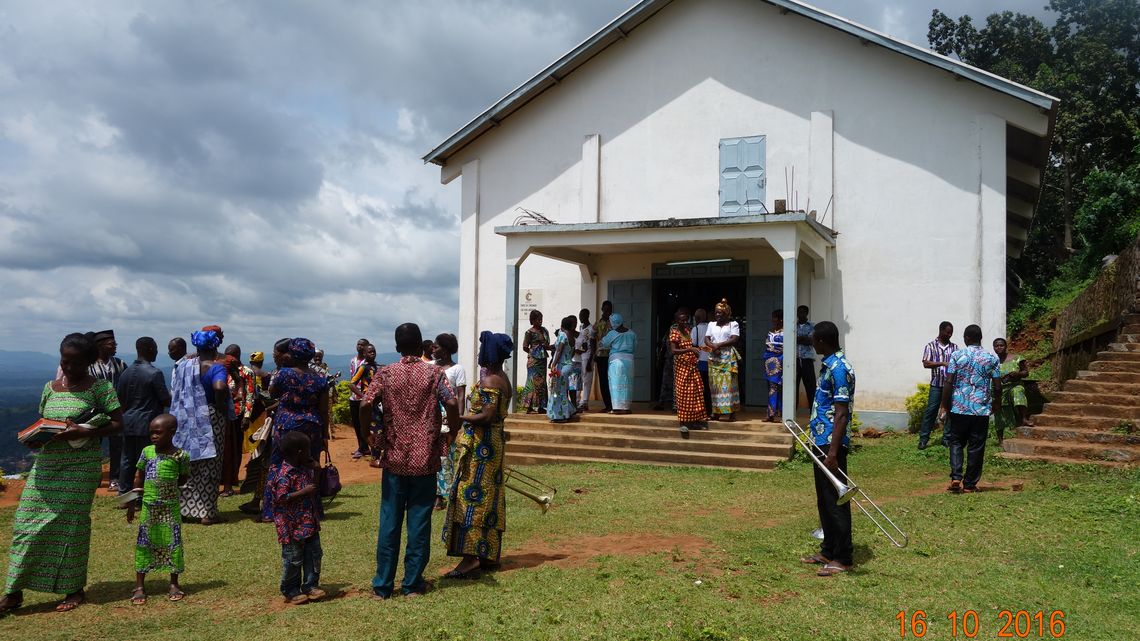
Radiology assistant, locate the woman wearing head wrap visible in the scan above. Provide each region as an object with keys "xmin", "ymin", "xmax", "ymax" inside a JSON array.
[
  {"xmin": 600, "ymin": 312, "xmax": 638, "ymax": 414},
  {"xmin": 171, "ymin": 326, "xmax": 231, "ymax": 525},
  {"xmin": 444, "ymin": 332, "xmax": 514, "ymax": 578},
  {"xmin": 705, "ymin": 299, "xmax": 742, "ymax": 421},
  {"xmin": 260, "ymin": 337, "xmax": 329, "ymax": 522}
]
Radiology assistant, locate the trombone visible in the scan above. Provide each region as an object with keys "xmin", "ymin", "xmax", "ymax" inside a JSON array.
[
  {"xmin": 783, "ymin": 419, "xmax": 908, "ymax": 548},
  {"xmin": 504, "ymin": 467, "xmax": 557, "ymax": 514}
]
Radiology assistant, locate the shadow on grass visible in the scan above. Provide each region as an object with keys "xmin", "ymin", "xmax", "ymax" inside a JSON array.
[
  {"xmin": 853, "ymin": 544, "xmax": 875, "ymax": 566},
  {"xmin": 4, "ymin": 579, "xmax": 229, "ymax": 614},
  {"xmin": 319, "ymin": 510, "xmax": 363, "ymax": 521},
  {"xmin": 499, "ymin": 552, "xmax": 570, "ymax": 572}
]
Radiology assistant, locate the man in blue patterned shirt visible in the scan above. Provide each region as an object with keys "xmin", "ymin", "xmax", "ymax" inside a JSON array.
[
  {"xmin": 939, "ymin": 324, "xmax": 1001, "ymax": 493},
  {"xmin": 801, "ymin": 321, "xmax": 854, "ymax": 576}
]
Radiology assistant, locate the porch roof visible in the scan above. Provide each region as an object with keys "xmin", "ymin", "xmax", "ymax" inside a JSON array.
[{"xmin": 495, "ymin": 213, "xmax": 834, "ymax": 270}]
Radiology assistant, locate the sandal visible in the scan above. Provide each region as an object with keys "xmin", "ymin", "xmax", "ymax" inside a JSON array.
[
  {"xmin": 947, "ymin": 480, "xmax": 962, "ymax": 493},
  {"xmin": 817, "ymin": 562, "xmax": 850, "ymax": 577},
  {"xmin": 168, "ymin": 588, "xmax": 186, "ymax": 602},
  {"xmin": 0, "ymin": 592, "xmax": 24, "ymax": 616},
  {"xmin": 55, "ymin": 591, "xmax": 85, "ymax": 612},
  {"xmin": 131, "ymin": 588, "xmax": 147, "ymax": 606},
  {"xmin": 442, "ymin": 568, "xmax": 481, "ymax": 580},
  {"xmin": 800, "ymin": 553, "xmax": 831, "ymax": 565}
]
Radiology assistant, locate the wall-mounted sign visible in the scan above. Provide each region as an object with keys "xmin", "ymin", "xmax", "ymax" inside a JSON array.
[{"xmin": 519, "ymin": 288, "xmax": 543, "ymax": 319}]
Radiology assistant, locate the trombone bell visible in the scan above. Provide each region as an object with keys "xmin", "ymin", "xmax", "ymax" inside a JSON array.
[{"xmin": 504, "ymin": 467, "xmax": 557, "ymax": 514}]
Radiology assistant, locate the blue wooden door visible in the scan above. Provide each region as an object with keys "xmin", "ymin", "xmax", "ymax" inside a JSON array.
[
  {"xmin": 607, "ymin": 279, "xmax": 653, "ymax": 401},
  {"xmin": 719, "ymin": 136, "xmax": 766, "ymax": 216},
  {"xmin": 745, "ymin": 276, "xmax": 782, "ymax": 407}
]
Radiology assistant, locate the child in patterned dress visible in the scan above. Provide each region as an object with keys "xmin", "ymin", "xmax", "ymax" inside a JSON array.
[
  {"xmin": 126, "ymin": 413, "xmax": 189, "ymax": 605},
  {"xmin": 269, "ymin": 430, "xmax": 324, "ymax": 604}
]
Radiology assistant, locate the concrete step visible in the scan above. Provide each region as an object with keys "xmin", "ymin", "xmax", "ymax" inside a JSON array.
[
  {"xmin": 1050, "ymin": 390, "xmax": 1140, "ymax": 407},
  {"xmin": 1033, "ymin": 414, "xmax": 1135, "ymax": 431},
  {"xmin": 1061, "ymin": 379, "xmax": 1140, "ymax": 396},
  {"xmin": 507, "ymin": 440, "xmax": 789, "ymax": 470},
  {"xmin": 1089, "ymin": 360, "xmax": 1140, "ymax": 373},
  {"xmin": 1106, "ymin": 342, "xmax": 1140, "ymax": 352},
  {"xmin": 504, "ymin": 452, "xmax": 768, "ymax": 472},
  {"xmin": 1122, "ymin": 324, "xmax": 1140, "ymax": 335},
  {"xmin": 1001, "ymin": 438, "xmax": 1140, "ymax": 463},
  {"xmin": 507, "ymin": 419, "xmax": 792, "ymax": 443},
  {"xmin": 1040, "ymin": 402, "xmax": 1140, "ymax": 420},
  {"xmin": 507, "ymin": 428, "xmax": 793, "ymax": 457},
  {"xmin": 508, "ymin": 412, "xmax": 785, "ymax": 432},
  {"xmin": 1016, "ymin": 424, "xmax": 1140, "ymax": 446},
  {"xmin": 1096, "ymin": 350, "xmax": 1140, "ymax": 361},
  {"xmin": 1125, "ymin": 314, "xmax": 1140, "ymax": 325},
  {"xmin": 1118, "ymin": 333, "xmax": 1140, "ymax": 344},
  {"xmin": 1075, "ymin": 370, "xmax": 1140, "ymax": 385},
  {"xmin": 996, "ymin": 451, "xmax": 1127, "ymax": 467}
]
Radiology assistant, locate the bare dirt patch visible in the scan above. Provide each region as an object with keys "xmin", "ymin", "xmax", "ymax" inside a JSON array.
[{"xmin": 501, "ymin": 533, "xmax": 710, "ymax": 572}]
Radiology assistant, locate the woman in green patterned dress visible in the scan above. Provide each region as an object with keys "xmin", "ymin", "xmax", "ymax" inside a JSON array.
[
  {"xmin": 443, "ymin": 331, "xmax": 514, "ymax": 579},
  {"xmin": 519, "ymin": 310, "xmax": 549, "ymax": 413},
  {"xmin": 126, "ymin": 414, "xmax": 190, "ymax": 605},
  {"xmin": 0, "ymin": 333, "xmax": 124, "ymax": 615},
  {"xmin": 992, "ymin": 338, "xmax": 1033, "ymax": 444}
]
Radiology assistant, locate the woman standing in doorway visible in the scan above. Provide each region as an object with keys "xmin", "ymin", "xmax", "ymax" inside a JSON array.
[
  {"xmin": 763, "ymin": 309, "xmax": 785, "ymax": 422},
  {"xmin": 670, "ymin": 308, "xmax": 707, "ymax": 436},
  {"xmin": 706, "ymin": 299, "xmax": 741, "ymax": 422},
  {"xmin": 520, "ymin": 310, "xmax": 550, "ymax": 413},
  {"xmin": 601, "ymin": 313, "xmax": 637, "ymax": 414}
]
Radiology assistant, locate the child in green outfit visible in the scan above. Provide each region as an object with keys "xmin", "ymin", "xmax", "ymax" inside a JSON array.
[{"xmin": 126, "ymin": 414, "xmax": 189, "ymax": 605}]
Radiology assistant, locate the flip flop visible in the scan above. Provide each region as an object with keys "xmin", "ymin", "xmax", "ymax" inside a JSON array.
[
  {"xmin": 168, "ymin": 588, "xmax": 186, "ymax": 602},
  {"xmin": 442, "ymin": 568, "xmax": 481, "ymax": 580},
  {"xmin": 800, "ymin": 553, "xmax": 830, "ymax": 565},
  {"xmin": 0, "ymin": 593, "xmax": 23, "ymax": 616},
  {"xmin": 817, "ymin": 562, "xmax": 850, "ymax": 577},
  {"xmin": 131, "ymin": 588, "xmax": 147, "ymax": 606}
]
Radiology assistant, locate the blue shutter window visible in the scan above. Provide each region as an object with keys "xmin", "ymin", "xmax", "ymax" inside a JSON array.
[{"xmin": 719, "ymin": 136, "xmax": 766, "ymax": 216}]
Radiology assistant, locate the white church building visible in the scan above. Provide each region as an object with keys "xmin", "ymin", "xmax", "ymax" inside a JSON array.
[{"xmin": 425, "ymin": 0, "xmax": 1057, "ymax": 427}]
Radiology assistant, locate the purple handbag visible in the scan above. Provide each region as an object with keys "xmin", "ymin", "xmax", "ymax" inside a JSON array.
[{"xmin": 318, "ymin": 451, "xmax": 341, "ymax": 501}]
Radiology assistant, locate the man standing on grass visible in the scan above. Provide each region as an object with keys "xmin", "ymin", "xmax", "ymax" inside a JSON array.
[
  {"xmin": 939, "ymin": 324, "xmax": 1001, "ymax": 493},
  {"xmin": 91, "ymin": 329, "xmax": 128, "ymax": 492},
  {"xmin": 574, "ymin": 309, "xmax": 594, "ymax": 413},
  {"xmin": 800, "ymin": 321, "xmax": 854, "ymax": 577},
  {"xmin": 116, "ymin": 337, "xmax": 171, "ymax": 496},
  {"xmin": 920, "ymin": 321, "xmax": 957, "ymax": 449},
  {"xmin": 362, "ymin": 323, "xmax": 460, "ymax": 598},
  {"xmin": 794, "ymin": 305, "xmax": 816, "ymax": 413}
]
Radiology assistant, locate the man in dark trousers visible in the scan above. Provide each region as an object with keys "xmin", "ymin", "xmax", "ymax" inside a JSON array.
[
  {"xmin": 362, "ymin": 323, "xmax": 460, "ymax": 598},
  {"xmin": 91, "ymin": 329, "xmax": 128, "ymax": 491},
  {"xmin": 800, "ymin": 321, "xmax": 855, "ymax": 577},
  {"xmin": 794, "ymin": 305, "xmax": 817, "ymax": 412},
  {"xmin": 939, "ymin": 324, "xmax": 1001, "ymax": 493},
  {"xmin": 115, "ymin": 337, "xmax": 171, "ymax": 495}
]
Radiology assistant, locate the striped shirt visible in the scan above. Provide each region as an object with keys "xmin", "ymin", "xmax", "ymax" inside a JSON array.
[{"xmin": 922, "ymin": 339, "xmax": 958, "ymax": 388}]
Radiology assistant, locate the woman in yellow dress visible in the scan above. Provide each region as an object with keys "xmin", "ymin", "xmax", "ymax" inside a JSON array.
[{"xmin": 443, "ymin": 331, "xmax": 514, "ymax": 578}]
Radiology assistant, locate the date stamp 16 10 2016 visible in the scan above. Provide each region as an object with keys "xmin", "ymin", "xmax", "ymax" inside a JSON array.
[{"xmin": 896, "ymin": 610, "xmax": 1066, "ymax": 638}]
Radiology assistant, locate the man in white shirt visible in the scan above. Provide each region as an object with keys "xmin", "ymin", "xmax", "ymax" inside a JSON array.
[
  {"xmin": 574, "ymin": 308, "xmax": 595, "ymax": 412},
  {"xmin": 690, "ymin": 308, "xmax": 711, "ymax": 415}
]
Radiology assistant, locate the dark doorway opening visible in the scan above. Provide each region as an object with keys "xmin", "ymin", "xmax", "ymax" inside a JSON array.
[{"xmin": 650, "ymin": 276, "xmax": 748, "ymax": 407}]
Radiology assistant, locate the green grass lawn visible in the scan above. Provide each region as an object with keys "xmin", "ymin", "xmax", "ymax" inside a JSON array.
[{"xmin": 0, "ymin": 435, "xmax": 1137, "ymax": 640}]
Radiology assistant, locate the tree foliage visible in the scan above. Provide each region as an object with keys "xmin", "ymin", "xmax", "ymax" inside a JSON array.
[{"xmin": 929, "ymin": 1, "xmax": 1140, "ymax": 298}]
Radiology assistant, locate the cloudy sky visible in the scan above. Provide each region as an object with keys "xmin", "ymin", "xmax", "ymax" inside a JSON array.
[{"xmin": 0, "ymin": 0, "xmax": 1047, "ymax": 358}]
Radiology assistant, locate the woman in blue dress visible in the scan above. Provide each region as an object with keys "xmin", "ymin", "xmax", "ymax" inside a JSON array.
[
  {"xmin": 601, "ymin": 313, "xmax": 637, "ymax": 414},
  {"xmin": 763, "ymin": 309, "xmax": 785, "ymax": 422},
  {"xmin": 261, "ymin": 338, "xmax": 328, "ymax": 521}
]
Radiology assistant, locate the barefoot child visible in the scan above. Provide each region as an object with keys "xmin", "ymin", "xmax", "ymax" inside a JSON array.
[
  {"xmin": 270, "ymin": 431, "xmax": 325, "ymax": 604},
  {"xmin": 126, "ymin": 413, "xmax": 189, "ymax": 604}
]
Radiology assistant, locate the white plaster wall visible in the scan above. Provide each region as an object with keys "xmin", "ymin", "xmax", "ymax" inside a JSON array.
[{"xmin": 444, "ymin": 0, "xmax": 1046, "ymax": 411}]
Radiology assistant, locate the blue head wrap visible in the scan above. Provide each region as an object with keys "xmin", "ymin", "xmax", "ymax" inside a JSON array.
[
  {"xmin": 478, "ymin": 331, "xmax": 514, "ymax": 367},
  {"xmin": 190, "ymin": 329, "xmax": 222, "ymax": 349},
  {"xmin": 288, "ymin": 337, "xmax": 317, "ymax": 363},
  {"xmin": 610, "ymin": 313, "xmax": 625, "ymax": 328}
]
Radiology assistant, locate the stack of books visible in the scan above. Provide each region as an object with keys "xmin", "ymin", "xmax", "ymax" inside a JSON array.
[{"xmin": 17, "ymin": 419, "xmax": 69, "ymax": 447}]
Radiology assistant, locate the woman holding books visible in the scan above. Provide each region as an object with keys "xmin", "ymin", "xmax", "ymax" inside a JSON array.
[{"xmin": 0, "ymin": 332, "xmax": 124, "ymax": 615}]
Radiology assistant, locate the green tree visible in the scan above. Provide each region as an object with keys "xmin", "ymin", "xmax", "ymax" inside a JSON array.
[{"xmin": 929, "ymin": 1, "xmax": 1140, "ymax": 294}]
